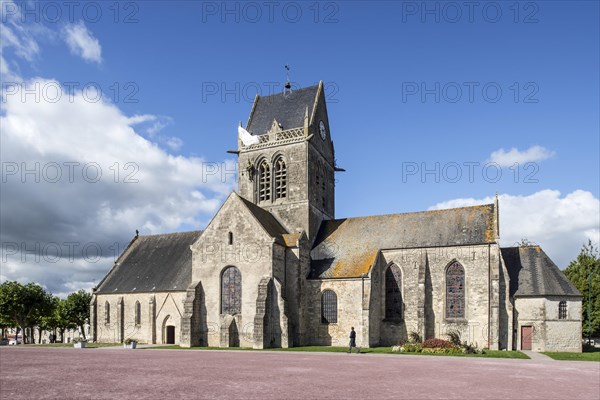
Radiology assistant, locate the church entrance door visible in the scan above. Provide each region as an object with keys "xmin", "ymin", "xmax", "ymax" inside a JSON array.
[
  {"xmin": 521, "ymin": 326, "xmax": 532, "ymax": 350},
  {"xmin": 166, "ymin": 325, "xmax": 175, "ymax": 344}
]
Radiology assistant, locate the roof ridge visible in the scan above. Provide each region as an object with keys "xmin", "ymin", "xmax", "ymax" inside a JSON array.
[
  {"xmin": 327, "ymin": 203, "xmax": 495, "ymax": 223},
  {"xmin": 138, "ymin": 230, "xmax": 204, "ymax": 238}
]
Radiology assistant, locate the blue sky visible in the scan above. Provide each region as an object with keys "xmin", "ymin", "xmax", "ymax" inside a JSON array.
[{"xmin": 1, "ymin": 1, "xmax": 599, "ymax": 294}]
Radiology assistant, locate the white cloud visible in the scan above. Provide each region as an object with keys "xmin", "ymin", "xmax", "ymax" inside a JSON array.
[
  {"xmin": 63, "ymin": 21, "xmax": 102, "ymax": 64},
  {"xmin": 166, "ymin": 137, "xmax": 184, "ymax": 151},
  {"xmin": 429, "ymin": 190, "xmax": 600, "ymax": 268},
  {"xmin": 0, "ymin": 78, "xmax": 236, "ymax": 295},
  {"xmin": 489, "ymin": 145, "xmax": 555, "ymax": 167}
]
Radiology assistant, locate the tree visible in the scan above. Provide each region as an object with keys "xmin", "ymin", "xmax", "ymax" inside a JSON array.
[
  {"xmin": 0, "ymin": 281, "xmax": 52, "ymax": 344},
  {"xmin": 64, "ymin": 290, "xmax": 92, "ymax": 339},
  {"xmin": 563, "ymin": 241, "xmax": 600, "ymax": 338},
  {"xmin": 54, "ymin": 299, "xmax": 75, "ymax": 342}
]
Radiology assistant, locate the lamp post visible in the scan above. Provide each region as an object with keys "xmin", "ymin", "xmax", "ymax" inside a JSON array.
[{"xmin": 589, "ymin": 271, "xmax": 592, "ymax": 345}]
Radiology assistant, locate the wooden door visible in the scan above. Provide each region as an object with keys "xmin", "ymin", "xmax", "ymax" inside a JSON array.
[
  {"xmin": 166, "ymin": 326, "xmax": 175, "ymax": 344},
  {"xmin": 521, "ymin": 326, "xmax": 532, "ymax": 350}
]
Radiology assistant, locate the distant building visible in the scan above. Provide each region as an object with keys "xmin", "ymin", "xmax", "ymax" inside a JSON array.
[{"xmin": 91, "ymin": 82, "xmax": 582, "ymax": 352}]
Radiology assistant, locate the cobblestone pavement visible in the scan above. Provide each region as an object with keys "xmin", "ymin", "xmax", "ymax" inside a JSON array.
[{"xmin": 1, "ymin": 347, "xmax": 599, "ymax": 399}]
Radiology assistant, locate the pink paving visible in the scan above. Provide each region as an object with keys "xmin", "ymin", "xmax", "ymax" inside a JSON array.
[{"xmin": 1, "ymin": 347, "xmax": 599, "ymax": 399}]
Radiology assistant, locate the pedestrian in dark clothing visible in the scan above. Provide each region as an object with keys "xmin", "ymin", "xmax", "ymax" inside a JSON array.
[{"xmin": 348, "ymin": 327, "xmax": 359, "ymax": 353}]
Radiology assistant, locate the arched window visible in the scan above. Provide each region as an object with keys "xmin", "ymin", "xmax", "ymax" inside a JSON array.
[
  {"xmin": 321, "ymin": 290, "xmax": 337, "ymax": 324},
  {"xmin": 105, "ymin": 301, "xmax": 110, "ymax": 324},
  {"xmin": 558, "ymin": 301, "xmax": 567, "ymax": 319},
  {"xmin": 274, "ymin": 157, "xmax": 287, "ymax": 199},
  {"xmin": 446, "ymin": 261, "xmax": 465, "ymax": 319},
  {"xmin": 228, "ymin": 231, "xmax": 233, "ymax": 245},
  {"xmin": 385, "ymin": 264, "xmax": 403, "ymax": 320},
  {"xmin": 258, "ymin": 160, "xmax": 271, "ymax": 202},
  {"xmin": 135, "ymin": 301, "xmax": 141, "ymax": 325},
  {"xmin": 221, "ymin": 266, "xmax": 242, "ymax": 315}
]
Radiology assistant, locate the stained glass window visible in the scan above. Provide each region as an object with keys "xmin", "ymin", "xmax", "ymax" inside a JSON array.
[
  {"xmin": 274, "ymin": 157, "xmax": 287, "ymax": 199},
  {"xmin": 258, "ymin": 160, "xmax": 271, "ymax": 202},
  {"xmin": 385, "ymin": 264, "xmax": 403, "ymax": 320},
  {"xmin": 321, "ymin": 290, "xmax": 337, "ymax": 324},
  {"xmin": 222, "ymin": 267, "xmax": 242, "ymax": 315},
  {"xmin": 558, "ymin": 301, "xmax": 567, "ymax": 319},
  {"xmin": 446, "ymin": 261, "xmax": 465, "ymax": 319}
]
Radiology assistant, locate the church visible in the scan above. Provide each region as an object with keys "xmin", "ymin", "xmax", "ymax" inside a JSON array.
[{"xmin": 90, "ymin": 81, "xmax": 582, "ymax": 352}]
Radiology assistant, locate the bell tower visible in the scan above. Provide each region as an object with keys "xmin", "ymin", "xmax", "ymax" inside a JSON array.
[{"xmin": 236, "ymin": 81, "xmax": 335, "ymax": 241}]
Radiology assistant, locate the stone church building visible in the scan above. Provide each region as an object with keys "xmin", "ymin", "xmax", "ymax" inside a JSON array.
[{"xmin": 91, "ymin": 82, "xmax": 582, "ymax": 352}]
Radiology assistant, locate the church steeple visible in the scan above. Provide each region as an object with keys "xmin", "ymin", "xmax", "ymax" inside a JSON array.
[{"xmin": 236, "ymin": 81, "xmax": 335, "ymax": 241}]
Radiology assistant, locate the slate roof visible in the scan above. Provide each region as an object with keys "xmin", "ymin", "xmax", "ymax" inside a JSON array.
[
  {"xmin": 246, "ymin": 84, "xmax": 319, "ymax": 135},
  {"xmin": 310, "ymin": 204, "xmax": 497, "ymax": 279},
  {"xmin": 236, "ymin": 194, "xmax": 289, "ymax": 245},
  {"xmin": 501, "ymin": 246, "xmax": 582, "ymax": 298},
  {"xmin": 96, "ymin": 231, "xmax": 203, "ymax": 294}
]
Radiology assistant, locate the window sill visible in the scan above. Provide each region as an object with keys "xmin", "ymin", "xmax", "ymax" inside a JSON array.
[{"xmin": 444, "ymin": 318, "xmax": 468, "ymax": 323}]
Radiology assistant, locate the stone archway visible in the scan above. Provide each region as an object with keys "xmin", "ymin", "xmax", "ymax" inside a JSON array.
[{"xmin": 162, "ymin": 315, "xmax": 176, "ymax": 344}]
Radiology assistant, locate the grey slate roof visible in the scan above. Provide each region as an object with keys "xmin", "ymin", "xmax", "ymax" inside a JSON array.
[
  {"xmin": 237, "ymin": 194, "xmax": 289, "ymax": 244},
  {"xmin": 501, "ymin": 246, "xmax": 582, "ymax": 298},
  {"xmin": 310, "ymin": 204, "xmax": 497, "ymax": 279},
  {"xmin": 96, "ymin": 231, "xmax": 203, "ymax": 294},
  {"xmin": 246, "ymin": 84, "xmax": 319, "ymax": 135}
]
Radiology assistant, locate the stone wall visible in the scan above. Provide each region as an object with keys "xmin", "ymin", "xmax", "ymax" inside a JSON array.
[
  {"xmin": 514, "ymin": 297, "xmax": 582, "ymax": 352},
  {"xmin": 94, "ymin": 291, "xmax": 186, "ymax": 345},
  {"xmin": 374, "ymin": 244, "xmax": 495, "ymax": 348},
  {"xmin": 304, "ymin": 279, "xmax": 365, "ymax": 347},
  {"xmin": 191, "ymin": 194, "xmax": 285, "ymax": 348}
]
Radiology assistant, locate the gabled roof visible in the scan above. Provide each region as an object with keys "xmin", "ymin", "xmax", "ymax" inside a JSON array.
[
  {"xmin": 96, "ymin": 231, "xmax": 203, "ymax": 294},
  {"xmin": 236, "ymin": 194, "xmax": 289, "ymax": 245},
  {"xmin": 246, "ymin": 84, "xmax": 319, "ymax": 135},
  {"xmin": 310, "ymin": 204, "xmax": 496, "ymax": 279},
  {"xmin": 501, "ymin": 246, "xmax": 582, "ymax": 298}
]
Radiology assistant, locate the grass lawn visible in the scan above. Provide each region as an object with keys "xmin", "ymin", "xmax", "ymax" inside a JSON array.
[
  {"xmin": 145, "ymin": 345, "xmax": 529, "ymax": 359},
  {"xmin": 542, "ymin": 347, "xmax": 600, "ymax": 361}
]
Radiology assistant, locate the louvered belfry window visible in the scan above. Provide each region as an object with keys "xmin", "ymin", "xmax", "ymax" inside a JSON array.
[
  {"xmin": 446, "ymin": 261, "xmax": 465, "ymax": 319},
  {"xmin": 274, "ymin": 157, "xmax": 287, "ymax": 199},
  {"xmin": 385, "ymin": 264, "xmax": 403, "ymax": 320},
  {"xmin": 221, "ymin": 267, "xmax": 242, "ymax": 315},
  {"xmin": 321, "ymin": 290, "xmax": 337, "ymax": 324},
  {"xmin": 258, "ymin": 160, "xmax": 271, "ymax": 202}
]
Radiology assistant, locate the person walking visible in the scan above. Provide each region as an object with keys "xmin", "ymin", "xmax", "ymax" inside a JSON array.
[{"xmin": 348, "ymin": 327, "xmax": 359, "ymax": 353}]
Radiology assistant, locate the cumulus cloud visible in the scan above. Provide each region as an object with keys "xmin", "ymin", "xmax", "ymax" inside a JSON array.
[
  {"xmin": 488, "ymin": 145, "xmax": 555, "ymax": 167},
  {"xmin": 0, "ymin": 78, "xmax": 235, "ymax": 295},
  {"xmin": 429, "ymin": 190, "xmax": 600, "ymax": 268},
  {"xmin": 63, "ymin": 21, "xmax": 102, "ymax": 64}
]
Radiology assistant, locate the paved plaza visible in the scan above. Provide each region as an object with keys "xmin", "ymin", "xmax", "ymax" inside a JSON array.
[{"xmin": 1, "ymin": 347, "xmax": 599, "ymax": 399}]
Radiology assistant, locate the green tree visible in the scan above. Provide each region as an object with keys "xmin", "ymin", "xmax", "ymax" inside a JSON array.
[
  {"xmin": 0, "ymin": 281, "xmax": 52, "ymax": 343},
  {"xmin": 563, "ymin": 241, "xmax": 600, "ymax": 338},
  {"xmin": 55, "ymin": 298, "xmax": 75, "ymax": 342},
  {"xmin": 64, "ymin": 289, "xmax": 92, "ymax": 339}
]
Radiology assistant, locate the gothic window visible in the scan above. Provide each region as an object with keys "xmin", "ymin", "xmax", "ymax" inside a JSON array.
[
  {"xmin": 221, "ymin": 266, "xmax": 242, "ymax": 315},
  {"xmin": 385, "ymin": 264, "xmax": 403, "ymax": 320},
  {"xmin": 105, "ymin": 301, "xmax": 110, "ymax": 324},
  {"xmin": 274, "ymin": 157, "xmax": 287, "ymax": 200},
  {"xmin": 558, "ymin": 301, "xmax": 567, "ymax": 319},
  {"xmin": 228, "ymin": 231, "xmax": 233, "ymax": 245},
  {"xmin": 135, "ymin": 301, "xmax": 141, "ymax": 325},
  {"xmin": 258, "ymin": 160, "xmax": 271, "ymax": 202},
  {"xmin": 446, "ymin": 261, "xmax": 465, "ymax": 319},
  {"xmin": 321, "ymin": 290, "xmax": 337, "ymax": 324}
]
